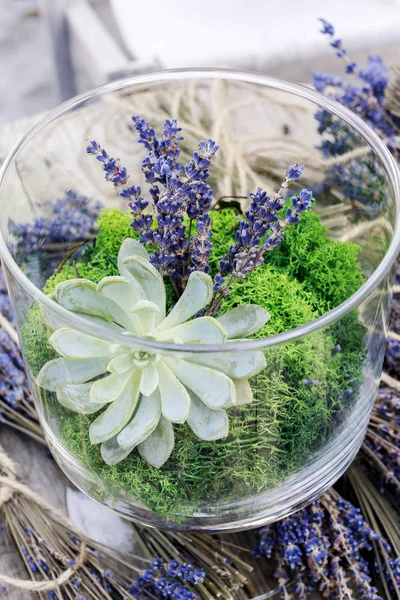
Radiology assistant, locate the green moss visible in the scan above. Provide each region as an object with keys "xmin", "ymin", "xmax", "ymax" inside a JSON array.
[
  {"xmin": 268, "ymin": 209, "xmax": 365, "ymax": 313},
  {"xmin": 44, "ymin": 209, "xmax": 136, "ymax": 293},
  {"xmin": 208, "ymin": 208, "xmax": 239, "ymax": 275},
  {"xmin": 21, "ymin": 306, "xmax": 56, "ymax": 377},
  {"xmin": 22, "ymin": 206, "xmax": 367, "ymax": 517},
  {"xmin": 95, "ymin": 208, "xmax": 138, "ymax": 255},
  {"xmin": 60, "ymin": 373, "xmax": 287, "ymax": 518}
]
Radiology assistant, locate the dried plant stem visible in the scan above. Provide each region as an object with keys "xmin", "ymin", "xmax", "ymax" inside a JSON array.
[
  {"xmin": 349, "ymin": 466, "xmax": 400, "ymax": 599},
  {"xmin": 0, "ymin": 445, "xmax": 160, "ymax": 598},
  {"xmin": 381, "ymin": 371, "xmax": 400, "ymax": 391},
  {"xmin": 0, "ymin": 312, "xmax": 19, "ymax": 345},
  {"xmin": 53, "ymin": 240, "xmax": 88, "ymax": 276},
  {"xmin": 0, "ymin": 543, "xmax": 87, "ymax": 593}
]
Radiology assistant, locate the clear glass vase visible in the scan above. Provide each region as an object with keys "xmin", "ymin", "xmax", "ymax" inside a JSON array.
[{"xmin": 0, "ymin": 70, "xmax": 399, "ymax": 531}]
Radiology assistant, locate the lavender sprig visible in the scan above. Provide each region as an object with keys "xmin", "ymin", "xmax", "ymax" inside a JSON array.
[
  {"xmin": 86, "ymin": 141, "xmax": 129, "ymax": 185},
  {"xmin": 9, "ymin": 190, "xmax": 101, "ymax": 286},
  {"xmin": 255, "ymin": 488, "xmax": 393, "ymax": 600},
  {"xmin": 314, "ymin": 18, "xmax": 400, "ymax": 159},
  {"xmin": 131, "ymin": 118, "xmax": 218, "ymax": 280},
  {"xmin": 87, "ymin": 118, "xmax": 218, "ymax": 285},
  {"xmin": 207, "ymin": 164, "xmax": 314, "ymax": 314}
]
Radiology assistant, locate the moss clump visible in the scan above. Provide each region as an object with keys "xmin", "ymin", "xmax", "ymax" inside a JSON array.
[
  {"xmin": 21, "ymin": 306, "xmax": 56, "ymax": 377},
  {"xmin": 208, "ymin": 208, "xmax": 239, "ymax": 275},
  {"xmin": 45, "ymin": 209, "xmax": 137, "ymax": 293},
  {"xmin": 268, "ymin": 210, "xmax": 364, "ymax": 313},
  {"xmin": 59, "ymin": 373, "xmax": 288, "ymax": 518},
  {"xmin": 95, "ymin": 208, "xmax": 139, "ymax": 256},
  {"xmin": 23, "ymin": 206, "xmax": 366, "ymax": 517}
]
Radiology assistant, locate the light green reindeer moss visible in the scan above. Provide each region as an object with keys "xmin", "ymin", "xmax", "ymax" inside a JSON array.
[
  {"xmin": 268, "ymin": 209, "xmax": 365, "ymax": 313},
  {"xmin": 22, "ymin": 207, "xmax": 366, "ymax": 518}
]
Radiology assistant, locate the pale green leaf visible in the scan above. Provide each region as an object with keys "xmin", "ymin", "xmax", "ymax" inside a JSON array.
[
  {"xmin": 36, "ymin": 357, "xmax": 109, "ymax": 392},
  {"xmin": 139, "ymin": 364, "xmax": 159, "ymax": 397},
  {"xmin": 118, "ymin": 237, "xmax": 149, "ymax": 279},
  {"xmin": 157, "ymin": 271, "xmax": 213, "ymax": 331},
  {"xmin": 90, "ymin": 370, "xmax": 133, "ymax": 403},
  {"xmin": 107, "ymin": 352, "xmax": 133, "ymax": 374},
  {"xmin": 186, "ymin": 348, "xmax": 266, "ymax": 378},
  {"xmin": 97, "ymin": 276, "xmax": 145, "ymax": 318},
  {"xmin": 157, "ymin": 316, "xmax": 226, "ymax": 344},
  {"xmin": 117, "ymin": 389, "xmax": 161, "ymax": 450},
  {"xmin": 57, "ymin": 382, "xmax": 105, "ymax": 414},
  {"xmin": 131, "ymin": 299, "xmax": 160, "ymax": 334},
  {"xmin": 216, "ymin": 304, "xmax": 270, "ymax": 338},
  {"xmin": 186, "ymin": 391, "xmax": 229, "ymax": 440},
  {"xmin": 49, "ymin": 328, "xmax": 111, "ymax": 359},
  {"xmin": 137, "ymin": 416, "xmax": 174, "ymax": 468},
  {"xmin": 101, "ymin": 436, "xmax": 133, "ymax": 466},
  {"xmin": 89, "ymin": 370, "xmax": 141, "ymax": 444},
  {"xmin": 165, "ymin": 358, "xmax": 236, "ymax": 409},
  {"xmin": 56, "ymin": 279, "xmax": 133, "ymax": 330},
  {"xmin": 233, "ymin": 378, "xmax": 254, "ymax": 405},
  {"xmin": 42, "ymin": 299, "xmax": 124, "ymax": 333},
  {"xmin": 123, "ymin": 256, "xmax": 166, "ymax": 324},
  {"xmin": 157, "ymin": 360, "xmax": 190, "ymax": 423}
]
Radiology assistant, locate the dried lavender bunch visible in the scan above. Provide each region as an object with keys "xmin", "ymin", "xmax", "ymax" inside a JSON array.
[
  {"xmin": 87, "ymin": 117, "xmax": 218, "ymax": 284},
  {"xmin": 0, "ymin": 446, "xmax": 206, "ymax": 600},
  {"xmin": 0, "ymin": 268, "xmax": 42, "ymax": 445},
  {"xmin": 208, "ymin": 164, "xmax": 314, "ymax": 314},
  {"xmin": 255, "ymin": 488, "xmax": 397, "ymax": 600},
  {"xmin": 360, "ymin": 385, "xmax": 400, "ymax": 499},
  {"xmin": 132, "ymin": 526, "xmax": 261, "ymax": 599},
  {"xmin": 348, "ymin": 466, "xmax": 400, "ymax": 599},
  {"xmin": 1, "ymin": 190, "xmax": 101, "ymax": 443},
  {"xmin": 9, "ymin": 190, "xmax": 101, "ymax": 286},
  {"xmin": 313, "ymin": 18, "xmax": 400, "ymax": 159},
  {"xmin": 312, "ymin": 19, "xmax": 400, "ymax": 217}
]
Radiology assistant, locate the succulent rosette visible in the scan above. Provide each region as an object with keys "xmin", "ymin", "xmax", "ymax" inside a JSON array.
[{"xmin": 37, "ymin": 239, "xmax": 269, "ymax": 468}]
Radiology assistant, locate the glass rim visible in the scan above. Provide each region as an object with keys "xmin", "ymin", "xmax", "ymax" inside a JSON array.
[{"xmin": 1, "ymin": 67, "xmax": 400, "ymax": 354}]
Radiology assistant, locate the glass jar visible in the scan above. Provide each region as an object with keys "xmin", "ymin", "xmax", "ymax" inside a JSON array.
[{"xmin": 0, "ymin": 70, "xmax": 399, "ymax": 531}]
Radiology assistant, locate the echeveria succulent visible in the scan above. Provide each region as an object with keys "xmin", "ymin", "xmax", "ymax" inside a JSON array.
[{"xmin": 37, "ymin": 239, "xmax": 269, "ymax": 468}]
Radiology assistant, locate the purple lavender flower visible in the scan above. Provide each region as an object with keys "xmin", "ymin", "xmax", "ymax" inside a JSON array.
[
  {"xmin": 255, "ymin": 492, "xmax": 388, "ymax": 600},
  {"xmin": 207, "ymin": 165, "xmax": 314, "ymax": 313},
  {"xmin": 9, "ymin": 190, "xmax": 101, "ymax": 286},
  {"xmin": 86, "ymin": 141, "xmax": 128, "ymax": 186},
  {"xmin": 319, "ymin": 18, "xmax": 334, "ymax": 36},
  {"xmin": 285, "ymin": 163, "xmax": 305, "ymax": 181},
  {"xmin": 88, "ymin": 117, "xmax": 219, "ymax": 282},
  {"xmin": 313, "ymin": 19, "xmax": 400, "ymax": 158},
  {"xmin": 129, "ymin": 558, "xmax": 204, "ymax": 599}
]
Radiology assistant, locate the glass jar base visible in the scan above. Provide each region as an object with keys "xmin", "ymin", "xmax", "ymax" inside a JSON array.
[{"xmin": 41, "ymin": 399, "xmax": 370, "ymax": 532}]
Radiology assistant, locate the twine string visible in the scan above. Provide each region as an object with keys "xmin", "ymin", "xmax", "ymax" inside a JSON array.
[
  {"xmin": 0, "ymin": 447, "xmax": 88, "ymax": 591},
  {"xmin": 0, "ymin": 448, "xmax": 17, "ymax": 508},
  {"xmin": 0, "ymin": 544, "xmax": 87, "ymax": 592}
]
